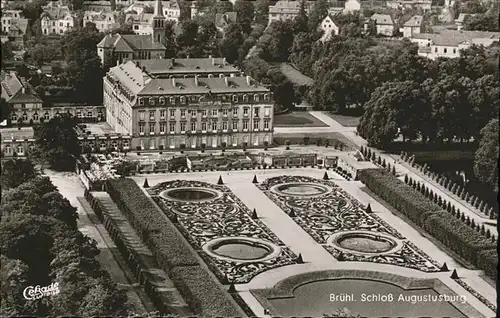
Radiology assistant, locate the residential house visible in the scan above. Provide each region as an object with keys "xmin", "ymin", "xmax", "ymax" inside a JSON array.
[
  {"xmin": 131, "ymin": 57, "xmax": 241, "ymax": 78},
  {"xmin": 40, "ymin": 2, "xmax": 76, "ymax": 35},
  {"xmin": 97, "ymin": 0, "xmax": 168, "ymax": 65},
  {"xmin": 1, "ymin": 72, "xmax": 43, "ymax": 125},
  {"xmin": 386, "ymin": 0, "xmax": 432, "ymax": 11},
  {"xmin": 343, "ymin": 0, "xmax": 361, "ymax": 13},
  {"xmin": 319, "ymin": 14, "xmax": 340, "ymax": 42},
  {"xmin": 125, "ymin": 0, "xmax": 180, "ymax": 23},
  {"xmin": 409, "ymin": 29, "xmax": 500, "ymax": 59},
  {"xmin": 103, "ymin": 60, "xmax": 274, "ymax": 150},
  {"xmin": 402, "ymin": 15, "xmax": 423, "ymax": 37},
  {"xmin": 82, "ymin": 0, "xmax": 133, "ymax": 12},
  {"xmin": 268, "ymin": 0, "xmax": 314, "ymax": 25},
  {"xmin": 83, "ymin": 11, "xmax": 119, "ymax": 33},
  {"xmin": 1, "ymin": 10, "xmax": 29, "ymax": 49},
  {"xmin": 366, "ymin": 14, "xmax": 395, "ymax": 36},
  {"xmin": 214, "ymin": 12, "xmax": 237, "ymax": 38},
  {"xmin": 455, "ymin": 13, "xmax": 476, "ymax": 31}
]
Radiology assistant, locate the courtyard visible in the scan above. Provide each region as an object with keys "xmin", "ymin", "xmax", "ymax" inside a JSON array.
[{"xmin": 129, "ymin": 168, "xmax": 496, "ymax": 318}]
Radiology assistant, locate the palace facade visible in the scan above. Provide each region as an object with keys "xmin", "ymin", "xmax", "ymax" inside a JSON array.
[{"xmin": 103, "ymin": 61, "xmax": 274, "ymax": 150}]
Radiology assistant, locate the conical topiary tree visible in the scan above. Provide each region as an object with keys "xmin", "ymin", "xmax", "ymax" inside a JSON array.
[
  {"xmin": 480, "ymin": 225, "xmax": 485, "ymax": 235},
  {"xmin": 450, "ymin": 269, "xmax": 459, "ymax": 279},
  {"xmin": 296, "ymin": 253, "xmax": 304, "ymax": 264},
  {"xmin": 460, "ymin": 213, "xmax": 466, "ymax": 222},
  {"xmin": 382, "ymin": 158, "xmax": 387, "ymax": 168},
  {"xmin": 289, "ymin": 208, "xmax": 296, "ymax": 217},
  {"xmin": 446, "ymin": 202, "xmax": 451, "ymax": 212},
  {"xmin": 228, "ymin": 283, "xmax": 236, "ymax": 293},
  {"xmin": 367, "ymin": 148, "xmax": 372, "ymax": 158},
  {"xmin": 409, "ymin": 178, "xmax": 413, "ymax": 187},
  {"xmin": 451, "ymin": 184, "xmax": 457, "ymax": 193},
  {"xmin": 451, "ymin": 207, "xmax": 456, "ymax": 216},
  {"xmin": 323, "ymin": 171, "xmax": 329, "ymax": 180},
  {"xmin": 337, "ymin": 252, "xmax": 345, "ymax": 261},
  {"xmin": 416, "ymin": 183, "xmax": 421, "ymax": 191},
  {"xmin": 479, "ymin": 201, "xmax": 486, "ymax": 212},
  {"xmin": 217, "ymin": 175, "xmax": 224, "ymax": 185},
  {"xmin": 440, "ymin": 262, "xmax": 449, "ymax": 272},
  {"xmin": 371, "ymin": 152, "xmax": 376, "ymax": 161},
  {"xmin": 438, "ymin": 197, "xmax": 442, "ymax": 206},
  {"xmin": 485, "ymin": 229, "xmax": 491, "ymax": 238},
  {"xmin": 252, "ymin": 175, "xmax": 258, "ymax": 184},
  {"xmin": 474, "ymin": 199, "xmax": 480, "ymax": 209},
  {"xmin": 392, "ymin": 165, "xmax": 396, "ymax": 175},
  {"xmin": 491, "ymin": 235, "xmax": 496, "ymax": 243},
  {"xmin": 465, "ymin": 216, "xmax": 470, "ymax": 226},
  {"xmin": 377, "ymin": 156, "xmax": 382, "ymax": 165},
  {"xmin": 470, "ymin": 219, "xmax": 475, "ymax": 228},
  {"xmin": 251, "ymin": 208, "xmax": 258, "ymax": 219},
  {"xmin": 404, "ymin": 175, "xmax": 408, "ymax": 183},
  {"xmin": 143, "ymin": 178, "xmax": 150, "ymax": 188},
  {"xmin": 365, "ymin": 204, "xmax": 372, "ymax": 213},
  {"xmin": 425, "ymin": 188, "xmax": 430, "ymax": 198}
]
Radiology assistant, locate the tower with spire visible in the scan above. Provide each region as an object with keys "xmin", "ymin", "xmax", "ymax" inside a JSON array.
[{"xmin": 151, "ymin": 0, "xmax": 166, "ymax": 45}]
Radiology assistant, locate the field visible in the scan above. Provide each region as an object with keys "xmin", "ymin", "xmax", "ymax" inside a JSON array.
[
  {"xmin": 325, "ymin": 113, "xmax": 361, "ymax": 127},
  {"xmin": 274, "ymin": 112, "xmax": 328, "ymax": 127},
  {"xmin": 279, "ymin": 63, "xmax": 314, "ymax": 86}
]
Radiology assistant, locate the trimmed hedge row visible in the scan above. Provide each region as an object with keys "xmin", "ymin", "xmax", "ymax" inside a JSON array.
[
  {"xmin": 357, "ymin": 168, "xmax": 442, "ymax": 226},
  {"xmin": 357, "ymin": 169, "xmax": 497, "ymax": 279},
  {"xmin": 107, "ymin": 178, "xmax": 198, "ymax": 270},
  {"xmin": 170, "ymin": 266, "xmax": 242, "ymax": 317},
  {"xmin": 477, "ymin": 249, "xmax": 498, "ymax": 280},
  {"xmin": 105, "ymin": 179, "xmax": 243, "ymax": 316}
]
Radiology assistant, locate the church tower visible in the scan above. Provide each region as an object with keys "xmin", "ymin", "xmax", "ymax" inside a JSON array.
[
  {"xmin": 151, "ymin": 0, "xmax": 166, "ymax": 45},
  {"xmin": 190, "ymin": 1, "xmax": 199, "ymax": 19}
]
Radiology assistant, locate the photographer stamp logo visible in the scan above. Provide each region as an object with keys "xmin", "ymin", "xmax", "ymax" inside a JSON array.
[{"xmin": 23, "ymin": 283, "xmax": 60, "ymax": 300}]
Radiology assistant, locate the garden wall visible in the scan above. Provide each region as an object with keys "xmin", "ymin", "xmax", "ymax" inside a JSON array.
[
  {"xmin": 104, "ymin": 179, "xmax": 243, "ymax": 317},
  {"xmin": 357, "ymin": 169, "xmax": 497, "ymax": 280}
]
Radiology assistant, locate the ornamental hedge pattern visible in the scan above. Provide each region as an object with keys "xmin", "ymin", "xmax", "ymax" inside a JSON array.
[
  {"xmin": 258, "ymin": 175, "xmax": 441, "ymax": 272},
  {"xmin": 105, "ymin": 178, "xmax": 242, "ymax": 316},
  {"xmin": 357, "ymin": 169, "xmax": 497, "ymax": 280},
  {"xmin": 148, "ymin": 180, "xmax": 298, "ymax": 284}
]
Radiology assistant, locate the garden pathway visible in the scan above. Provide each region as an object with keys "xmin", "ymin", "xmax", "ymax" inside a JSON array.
[
  {"xmin": 46, "ymin": 171, "xmax": 151, "ymax": 314},
  {"xmin": 137, "ymin": 169, "xmax": 495, "ymax": 318}
]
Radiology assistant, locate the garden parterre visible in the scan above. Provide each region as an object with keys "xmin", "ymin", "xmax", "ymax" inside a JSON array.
[
  {"xmin": 258, "ymin": 175, "xmax": 441, "ymax": 272},
  {"xmin": 148, "ymin": 180, "xmax": 298, "ymax": 284}
]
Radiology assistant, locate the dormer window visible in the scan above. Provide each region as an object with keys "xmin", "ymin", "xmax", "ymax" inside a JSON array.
[
  {"xmin": 232, "ymin": 95, "xmax": 238, "ymax": 102},
  {"xmin": 254, "ymin": 94, "xmax": 260, "ymax": 102},
  {"xmin": 159, "ymin": 97, "xmax": 165, "ymax": 105},
  {"xmin": 264, "ymin": 94, "xmax": 270, "ymax": 101},
  {"xmin": 180, "ymin": 96, "xmax": 186, "ymax": 104},
  {"xmin": 170, "ymin": 97, "xmax": 175, "ymax": 104},
  {"xmin": 139, "ymin": 98, "xmax": 145, "ymax": 105},
  {"xmin": 242, "ymin": 94, "xmax": 248, "ymax": 102},
  {"xmin": 149, "ymin": 97, "xmax": 155, "ymax": 105}
]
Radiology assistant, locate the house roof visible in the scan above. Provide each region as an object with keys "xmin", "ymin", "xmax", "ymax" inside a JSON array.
[
  {"xmin": 132, "ymin": 58, "xmax": 239, "ymax": 75},
  {"xmin": 84, "ymin": 10, "xmax": 115, "ymax": 22},
  {"xmin": 97, "ymin": 34, "xmax": 166, "ymax": 51},
  {"xmin": 8, "ymin": 18, "xmax": 28, "ymax": 35},
  {"xmin": 1, "ymin": 73, "xmax": 42, "ymax": 104},
  {"xmin": 455, "ymin": 13, "xmax": 476, "ymax": 23},
  {"xmin": 412, "ymin": 30, "xmax": 500, "ymax": 46},
  {"xmin": 404, "ymin": 15, "xmax": 423, "ymax": 27},
  {"xmin": 269, "ymin": 0, "xmax": 314, "ymax": 14},
  {"xmin": 215, "ymin": 12, "xmax": 237, "ymax": 29},
  {"xmin": 41, "ymin": 5, "xmax": 73, "ymax": 20},
  {"xmin": 370, "ymin": 14, "xmax": 394, "ymax": 25},
  {"xmin": 126, "ymin": 13, "xmax": 154, "ymax": 24},
  {"xmin": 108, "ymin": 61, "xmax": 269, "ymax": 98}
]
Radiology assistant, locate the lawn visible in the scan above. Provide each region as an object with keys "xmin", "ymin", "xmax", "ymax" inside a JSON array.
[
  {"xmin": 274, "ymin": 112, "xmax": 328, "ymax": 127},
  {"xmin": 280, "ymin": 63, "xmax": 313, "ymax": 87},
  {"xmin": 273, "ymin": 132, "xmax": 356, "ymax": 150},
  {"xmin": 0, "ymin": 127, "xmax": 34, "ymax": 140},
  {"xmin": 325, "ymin": 113, "xmax": 361, "ymax": 127}
]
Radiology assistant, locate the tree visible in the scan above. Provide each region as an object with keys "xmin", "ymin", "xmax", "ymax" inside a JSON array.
[
  {"xmin": 1, "ymin": 159, "xmax": 39, "ymax": 189},
  {"xmin": 27, "ymin": 42, "xmax": 61, "ymax": 67},
  {"xmin": 234, "ymin": 0, "xmax": 255, "ymax": 33},
  {"xmin": 464, "ymin": 14, "xmax": 500, "ymax": 31},
  {"xmin": 31, "ymin": 114, "xmax": 81, "ymax": 171},
  {"xmin": 307, "ymin": 0, "xmax": 328, "ymax": 31},
  {"xmin": 1, "ymin": 42, "xmax": 14, "ymax": 63},
  {"xmin": 255, "ymin": 0, "xmax": 269, "ymax": 25},
  {"xmin": 0, "ymin": 255, "xmax": 30, "ymax": 317},
  {"xmin": 220, "ymin": 23, "xmax": 244, "ymax": 64},
  {"xmin": 473, "ymin": 119, "xmax": 499, "ymax": 191},
  {"xmin": 0, "ymin": 98, "xmax": 10, "ymax": 124}
]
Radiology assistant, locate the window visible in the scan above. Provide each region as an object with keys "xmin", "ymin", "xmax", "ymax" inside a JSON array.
[
  {"xmin": 180, "ymin": 122, "xmax": 186, "ymax": 132},
  {"xmin": 170, "ymin": 97, "xmax": 175, "ymax": 104},
  {"xmin": 254, "ymin": 94, "xmax": 260, "ymax": 102},
  {"xmin": 160, "ymin": 110, "xmax": 166, "ymax": 118},
  {"xmin": 22, "ymin": 113, "xmax": 28, "ymax": 121},
  {"xmin": 139, "ymin": 123, "xmax": 145, "ymax": 133},
  {"xmin": 33, "ymin": 112, "xmax": 39, "ymax": 120},
  {"xmin": 160, "ymin": 123, "xmax": 166, "ymax": 133},
  {"xmin": 453, "ymin": 48, "xmax": 456, "ymax": 54},
  {"xmin": 264, "ymin": 119, "xmax": 270, "ymax": 129},
  {"xmin": 202, "ymin": 122, "xmax": 207, "ymax": 131},
  {"xmin": 434, "ymin": 47, "xmax": 438, "ymax": 53},
  {"xmin": 212, "ymin": 109, "xmax": 218, "ymax": 116},
  {"xmin": 222, "ymin": 109, "xmax": 228, "ymax": 116},
  {"xmin": 254, "ymin": 108, "xmax": 259, "ymax": 117},
  {"xmin": 139, "ymin": 98, "xmax": 144, "ymax": 105},
  {"xmin": 232, "ymin": 95, "xmax": 238, "ymax": 102},
  {"xmin": 191, "ymin": 110, "xmax": 197, "ymax": 117},
  {"xmin": 211, "ymin": 121, "xmax": 217, "ymax": 131},
  {"xmin": 191, "ymin": 122, "xmax": 196, "ymax": 131},
  {"xmin": 222, "ymin": 121, "xmax": 228, "ymax": 131},
  {"xmin": 11, "ymin": 113, "xmax": 17, "ymax": 121},
  {"xmin": 243, "ymin": 120, "xmax": 249, "ymax": 130},
  {"xmin": 139, "ymin": 111, "xmax": 145, "ymax": 121},
  {"xmin": 17, "ymin": 145, "xmax": 24, "ymax": 155},
  {"xmin": 243, "ymin": 94, "xmax": 248, "ymax": 102},
  {"xmin": 169, "ymin": 122, "xmax": 175, "ymax": 132},
  {"xmin": 44, "ymin": 112, "xmax": 50, "ymax": 120},
  {"xmin": 149, "ymin": 110, "xmax": 155, "ymax": 120},
  {"xmin": 202, "ymin": 109, "xmax": 207, "ymax": 117},
  {"xmin": 232, "ymin": 121, "xmax": 238, "ymax": 130},
  {"xmin": 264, "ymin": 94, "xmax": 270, "ymax": 101},
  {"xmin": 444, "ymin": 48, "xmax": 447, "ymax": 53},
  {"xmin": 149, "ymin": 124, "xmax": 155, "ymax": 134},
  {"xmin": 169, "ymin": 109, "xmax": 175, "ymax": 117},
  {"xmin": 180, "ymin": 96, "xmax": 186, "ymax": 104},
  {"xmin": 159, "ymin": 97, "xmax": 165, "ymax": 105},
  {"xmin": 253, "ymin": 119, "xmax": 259, "ymax": 130},
  {"xmin": 232, "ymin": 108, "xmax": 238, "ymax": 116},
  {"xmin": 243, "ymin": 108, "xmax": 249, "ymax": 116},
  {"xmin": 264, "ymin": 108, "xmax": 271, "ymax": 117},
  {"xmin": 180, "ymin": 109, "xmax": 186, "ymax": 117}
]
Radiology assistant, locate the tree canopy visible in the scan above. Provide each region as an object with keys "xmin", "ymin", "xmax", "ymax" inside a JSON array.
[{"xmin": 473, "ymin": 119, "xmax": 499, "ymax": 191}]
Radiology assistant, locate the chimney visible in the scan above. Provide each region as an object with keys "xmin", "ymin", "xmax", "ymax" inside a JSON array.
[
  {"xmin": 194, "ymin": 75, "xmax": 198, "ymax": 86},
  {"xmin": 172, "ymin": 77, "xmax": 176, "ymax": 87},
  {"xmin": 224, "ymin": 76, "xmax": 228, "ymax": 87},
  {"xmin": 116, "ymin": 59, "xmax": 120, "ymax": 66},
  {"xmin": 246, "ymin": 75, "xmax": 251, "ymax": 86}
]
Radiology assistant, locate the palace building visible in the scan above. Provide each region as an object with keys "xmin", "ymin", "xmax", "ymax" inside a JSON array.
[{"xmin": 103, "ymin": 61, "xmax": 274, "ymax": 151}]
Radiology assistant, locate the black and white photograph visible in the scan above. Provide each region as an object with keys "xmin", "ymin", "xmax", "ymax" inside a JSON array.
[{"xmin": 0, "ymin": 0, "xmax": 498, "ymax": 317}]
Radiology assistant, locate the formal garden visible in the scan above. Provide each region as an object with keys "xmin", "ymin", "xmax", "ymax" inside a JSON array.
[
  {"xmin": 148, "ymin": 180, "xmax": 299, "ymax": 284},
  {"xmin": 258, "ymin": 175, "xmax": 441, "ymax": 272}
]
